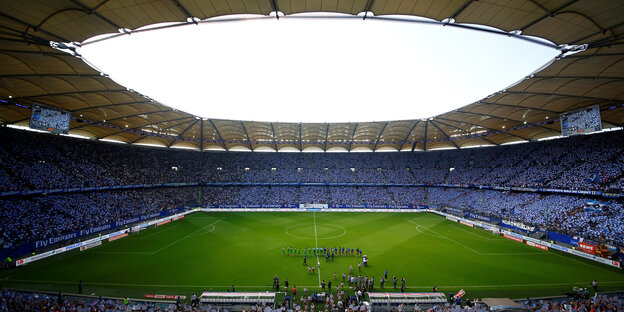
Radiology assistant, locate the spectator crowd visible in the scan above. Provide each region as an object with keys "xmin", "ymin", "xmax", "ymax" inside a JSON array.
[{"xmin": 1, "ymin": 127, "xmax": 623, "ymax": 250}]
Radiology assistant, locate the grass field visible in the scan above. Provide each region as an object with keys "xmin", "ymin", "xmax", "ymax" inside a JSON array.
[{"xmin": 1, "ymin": 211, "xmax": 623, "ymax": 301}]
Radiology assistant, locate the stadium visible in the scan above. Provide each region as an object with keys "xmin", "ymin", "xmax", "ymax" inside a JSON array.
[{"xmin": 1, "ymin": 0, "xmax": 624, "ymax": 311}]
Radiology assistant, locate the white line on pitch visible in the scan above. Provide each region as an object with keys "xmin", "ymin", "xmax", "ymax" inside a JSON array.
[
  {"xmin": 152, "ymin": 218, "xmax": 223, "ymax": 254},
  {"xmin": 406, "ymin": 218, "xmax": 482, "ymax": 255},
  {"xmin": 407, "ymin": 219, "xmax": 548, "ymax": 256},
  {"xmin": 313, "ymin": 212, "xmax": 321, "ymax": 287}
]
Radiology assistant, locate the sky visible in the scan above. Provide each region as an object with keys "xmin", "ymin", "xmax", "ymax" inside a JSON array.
[{"xmin": 78, "ymin": 13, "xmax": 560, "ymax": 123}]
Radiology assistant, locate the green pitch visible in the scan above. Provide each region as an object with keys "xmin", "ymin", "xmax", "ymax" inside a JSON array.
[{"xmin": 1, "ymin": 212, "xmax": 623, "ymax": 301}]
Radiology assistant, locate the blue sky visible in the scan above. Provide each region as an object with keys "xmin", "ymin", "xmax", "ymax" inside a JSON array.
[{"xmin": 79, "ymin": 13, "xmax": 559, "ymax": 123}]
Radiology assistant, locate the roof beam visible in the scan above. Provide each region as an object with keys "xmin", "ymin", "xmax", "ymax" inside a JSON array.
[
  {"xmin": 93, "ymin": 0, "xmax": 111, "ymax": 11},
  {"xmin": 159, "ymin": 118, "xmax": 196, "ymax": 132},
  {"xmin": 240, "ymin": 121, "xmax": 254, "ymax": 151},
  {"xmin": 69, "ymin": 0, "xmax": 122, "ymax": 30},
  {"xmin": 347, "ymin": 123, "xmax": 359, "ymax": 152},
  {"xmin": 449, "ymin": 0, "xmax": 474, "ymax": 19},
  {"xmin": 502, "ymin": 90, "xmax": 618, "ymax": 102},
  {"xmin": 270, "ymin": 122, "xmax": 278, "ymax": 151},
  {"xmin": 269, "ymin": 0, "xmax": 280, "ymax": 19},
  {"xmin": 0, "ymin": 11, "xmax": 68, "ymax": 42},
  {"xmin": 323, "ymin": 123, "xmax": 330, "ymax": 152},
  {"xmin": 199, "ymin": 119, "xmax": 204, "ymax": 152},
  {"xmin": 97, "ymin": 116, "xmax": 192, "ymax": 139},
  {"xmin": 396, "ymin": 121, "xmax": 419, "ymax": 151},
  {"xmin": 0, "ymin": 73, "xmax": 102, "ymax": 78},
  {"xmin": 362, "ymin": 0, "xmax": 376, "ymax": 19},
  {"xmin": 475, "ymin": 101, "xmax": 559, "ymax": 114},
  {"xmin": 430, "ymin": 120, "xmax": 458, "ymax": 148},
  {"xmin": 11, "ymin": 89, "xmax": 128, "ymax": 100},
  {"xmin": 573, "ymin": 24, "xmax": 624, "ymax": 46},
  {"xmin": 71, "ymin": 100, "xmax": 153, "ymax": 113},
  {"xmin": 519, "ymin": 0, "xmax": 578, "ymax": 32},
  {"xmin": 299, "ymin": 123, "xmax": 303, "ymax": 152},
  {"xmin": 128, "ymin": 136, "xmax": 148, "ymax": 144},
  {"xmin": 455, "ymin": 109, "xmax": 559, "ymax": 133},
  {"xmin": 208, "ymin": 119, "xmax": 228, "ymax": 151},
  {"xmin": 436, "ymin": 116, "xmax": 530, "ymax": 141},
  {"xmin": 433, "ymin": 119, "xmax": 498, "ymax": 146},
  {"xmin": 423, "ymin": 120, "xmax": 429, "ymax": 152},
  {"xmin": 410, "ymin": 122, "xmax": 422, "ymax": 152},
  {"xmin": 372, "ymin": 121, "xmax": 388, "ymax": 151},
  {"xmin": 0, "ymin": 49, "xmax": 67, "ymax": 56},
  {"xmin": 565, "ymin": 51, "xmax": 624, "ymax": 59},
  {"xmin": 531, "ymin": 75, "xmax": 624, "ymax": 81},
  {"xmin": 171, "ymin": 0, "xmax": 194, "ymax": 19},
  {"xmin": 71, "ymin": 109, "xmax": 175, "ymax": 130},
  {"xmin": 527, "ymin": 0, "xmax": 550, "ymax": 13},
  {"xmin": 0, "ymin": 25, "xmax": 58, "ymax": 46},
  {"xmin": 167, "ymin": 119, "xmax": 199, "ymax": 147}
]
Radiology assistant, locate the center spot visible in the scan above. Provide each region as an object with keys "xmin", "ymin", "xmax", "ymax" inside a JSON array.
[{"xmin": 285, "ymin": 224, "xmax": 346, "ymax": 239}]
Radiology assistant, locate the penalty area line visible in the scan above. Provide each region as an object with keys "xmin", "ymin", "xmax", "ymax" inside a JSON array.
[{"xmin": 151, "ymin": 218, "xmax": 223, "ymax": 255}]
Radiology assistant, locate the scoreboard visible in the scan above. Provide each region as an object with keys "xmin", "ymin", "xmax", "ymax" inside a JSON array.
[
  {"xmin": 30, "ymin": 103, "xmax": 71, "ymax": 134},
  {"xmin": 560, "ymin": 105, "xmax": 602, "ymax": 136}
]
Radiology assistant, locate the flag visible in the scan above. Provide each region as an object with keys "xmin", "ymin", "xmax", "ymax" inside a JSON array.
[{"xmin": 454, "ymin": 289, "xmax": 465, "ymax": 299}]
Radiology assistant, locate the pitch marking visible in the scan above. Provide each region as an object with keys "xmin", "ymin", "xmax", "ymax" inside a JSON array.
[
  {"xmin": 152, "ymin": 218, "xmax": 223, "ymax": 254},
  {"xmin": 406, "ymin": 219, "xmax": 543, "ymax": 256},
  {"xmin": 313, "ymin": 212, "xmax": 321, "ymax": 287},
  {"xmin": 186, "ymin": 224, "xmax": 216, "ymax": 239},
  {"xmin": 447, "ymin": 222, "xmax": 499, "ymax": 241}
]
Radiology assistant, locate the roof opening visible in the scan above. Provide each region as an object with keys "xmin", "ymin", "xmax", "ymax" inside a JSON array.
[{"xmin": 78, "ymin": 13, "xmax": 558, "ymax": 123}]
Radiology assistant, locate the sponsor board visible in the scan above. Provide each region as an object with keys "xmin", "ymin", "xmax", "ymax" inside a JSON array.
[
  {"xmin": 15, "ymin": 212, "xmax": 190, "ymax": 266},
  {"xmin": 503, "ymin": 234, "xmax": 523, "ymax": 243},
  {"xmin": 431, "ymin": 210, "xmax": 621, "ymax": 269},
  {"xmin": 80, "ymin": 241, "xmax": 102, "ymax": 251},
  {"xmin": 108, "ymin": 233, "xmax": 128, "ymax": 242},
  {"xmin": 578, "ymin": 242, "xmax": 596, "ymax": 254},
  {"xmin": 446, "ymin": 216, "xmax": 458, "ymax": 222},
  {"xmin": 546, "ymin": 243, "xmax": 568, "ymax": 252},
  {"xmin": 526, "ymin": 240, "xmax": 548, "ymax": 251},
  {"xmin": 144, "ymin": 294, "xmax": 187, "ymax": 300},
  {"xmin": 157, "ymin": 219, "xmax": 171, "ymax": 226},
  {"xmin": 172, "ymin": 215, "xmax": 185, "ymax": 221},
  {"xmin": 459, "ymin": 221, "xmax": 474, "ymax": 227}
]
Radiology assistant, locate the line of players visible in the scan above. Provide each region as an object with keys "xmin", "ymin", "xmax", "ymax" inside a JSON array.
[{"xmin": 282, "ymin": 247, "xmax": 364, "ymax": 258}]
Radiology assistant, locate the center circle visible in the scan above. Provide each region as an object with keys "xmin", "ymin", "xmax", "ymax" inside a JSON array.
[{"xmin": 285, "ymin": 224, "xmax": 346, "ymax": 239}]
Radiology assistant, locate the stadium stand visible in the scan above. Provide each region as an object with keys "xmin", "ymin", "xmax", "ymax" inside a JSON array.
[
  {"xmin": 1, "ymin": 127, "xmax": 623, "ymax": 192},
  {"xmin": 3, "ymin": 287, "xmax": 624, "ymax": 312},
  {"xmin": 0, "ymin": 126, "xmax": 623, "ymax": 251}
]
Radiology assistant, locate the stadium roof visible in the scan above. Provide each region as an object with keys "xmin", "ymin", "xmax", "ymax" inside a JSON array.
[{"xmin": 0, "ymin": 0, "xmax": 623, "ymax": 152}]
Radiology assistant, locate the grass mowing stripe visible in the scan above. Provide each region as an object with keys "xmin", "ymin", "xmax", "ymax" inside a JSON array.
[{"xmin": 313, "ymin": 212, "xmax": 321, "ymax": 287}]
